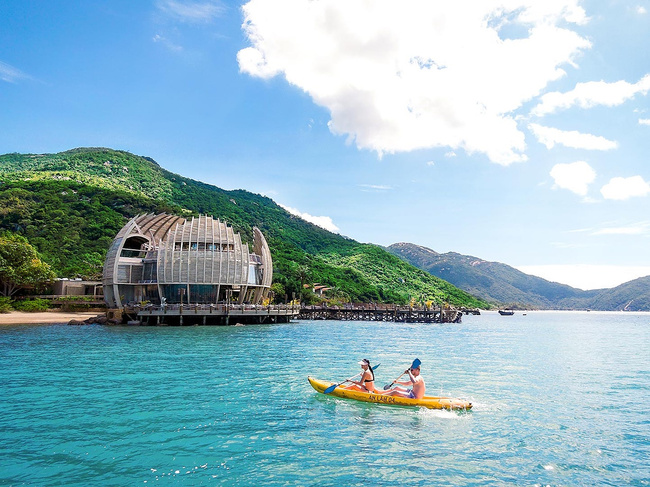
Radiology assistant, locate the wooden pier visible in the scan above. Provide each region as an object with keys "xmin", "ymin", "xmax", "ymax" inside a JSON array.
[
  {"xmin": 109, "ymin": 303, "xmax": 471, "ymax": 325},
  {"xmin": 298, "ymin": 304, "xmax": 463, "ymax": 323},
  {"xmin": 115, "ymin": 303, "xmax": 300, "ymax": 326}
]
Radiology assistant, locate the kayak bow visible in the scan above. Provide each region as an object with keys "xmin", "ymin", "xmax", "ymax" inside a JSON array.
[{"xmin": 308, "ymin": 376, "xmax": 472, "ymax": 410}]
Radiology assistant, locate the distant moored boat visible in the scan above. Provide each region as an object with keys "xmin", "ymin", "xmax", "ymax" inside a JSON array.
[{"xmin": 498, "ymin": 309, "xmax": 515, "ymax": 315}]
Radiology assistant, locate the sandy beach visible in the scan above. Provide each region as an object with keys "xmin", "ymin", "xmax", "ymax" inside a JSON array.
[{"xmin": 0, "ymin": 310, "xmax": 104, "ymax": 325}]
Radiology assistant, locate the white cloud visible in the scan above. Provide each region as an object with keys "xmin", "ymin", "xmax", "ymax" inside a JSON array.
[
  {"xmin": 638, "ymin": 6, "xmax": 647, "ymax": 14},
  {"xmin": 532, "ymin": 74, "xmax": 650, "ymax": 116},
  {"xmin": 601, "ymin": 176, "xmax": 650, "ymax": 200},
  {"xmin": 516, "ymin": 264, "xmax": 650, "ymax": 290},
  {"xmin": 550, "ymin": 161, "xmax": 596, "ymax": 195},
  {"xmin": 279, "ymin": 204, "xmax": 340, "ymax": 232},
  {"xmin": 639, "ymin": 118, "xmax": 650, "ymax": 125},
  {"xmin": 238, "ymin": 0, "xmax": 590, "ymax": 165},
  {"xmin": 156, "ymin": 0, "xmax": 223, "ymax": 23},
  {"xmin": 0, "ymin": 60, "xmax": 31, "ymax": 83},
  {"xmin": 359, "ymin": 184, "xmax": 392, "ymax": 191},
  {"xmin": 592, "ymin": 221, "xmax": 650, "ymax": 235},
  {"xmin": 529, "ymin": 123, "xmax": 617, "ymax": 150},
  {"xmin": 153, "ymin": 34, "xmax": 183, "ymax": 52}
]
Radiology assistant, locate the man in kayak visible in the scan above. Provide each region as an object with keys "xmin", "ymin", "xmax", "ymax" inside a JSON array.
[
  {"xmin": 343, "ymin": 358, "xmax": 378, "ymax": 393},
  {"xmin": 382, "ymin": 364, "xmax": 425, "ymax": 399}
]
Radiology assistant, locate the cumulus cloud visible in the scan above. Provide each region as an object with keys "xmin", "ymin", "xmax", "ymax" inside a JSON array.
[
  {"xmin": 238, "ymin": 0, "xmax": 590, "ymax": 165},
  {"xmin": 156, "ymin": 0, "xmax": 224, "ymax": 23},
  {"xmin": 279, "ymin": 204, "xmax": 340, "ymax": 232},
  {"xmin": 601, "ymin": 176, "xmax": 650, "ymax": 200},
  {"xmin": 531, "ymin": 74, "xmax": 650, "ymax": 116},
  {"xmin": 550, "ymin": 161, "xmax": 596, "ymax": 195},
  {"xmin": 0, "ymin": 60, "xmax": 31, "ymax": 83},
  {"xmin": 529, "ymin": 123, "xmax": 617, "ymax": 150},
  {"xmin": 639, "ymin": 118, "xmax": 650, "ymax": 125}
]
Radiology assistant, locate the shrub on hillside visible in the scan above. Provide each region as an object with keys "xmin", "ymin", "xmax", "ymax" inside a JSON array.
[
  {"xmin": 0, "ymin": 296, "xmax": 12, "ymax": 313},
  {"xmin": 12, "ymin": 298, "xmax": 51, "ymax": 312}
]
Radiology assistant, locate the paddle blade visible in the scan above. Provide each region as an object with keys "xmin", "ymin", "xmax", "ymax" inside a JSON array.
[
  {"xmin": 383, "ymin": 383, "xmax": 392, "ymax": 390},
  {"xmin": 411, "ymin": 358, "xmax": 421, "ymax": 369}
]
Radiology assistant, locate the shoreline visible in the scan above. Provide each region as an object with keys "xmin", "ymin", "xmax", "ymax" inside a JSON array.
[{"xmin": 0, "ymin": 310, "xmax": 104, "ymax": 325}]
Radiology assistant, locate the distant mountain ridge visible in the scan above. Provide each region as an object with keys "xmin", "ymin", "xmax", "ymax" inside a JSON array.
[{"xmin": 387, "ymin": 242, "xmax": 650, "ymax": 311}]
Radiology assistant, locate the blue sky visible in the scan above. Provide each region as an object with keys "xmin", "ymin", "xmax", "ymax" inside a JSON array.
[{"xmin": 1, "ymin": 0, "xmax": 649, "ymax": 290}]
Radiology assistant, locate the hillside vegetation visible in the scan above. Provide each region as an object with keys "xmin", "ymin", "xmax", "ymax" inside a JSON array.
[
  {"xmin": 387, "ymin": 242, "xmax": 650, "ymax": 311},
  {"xmin": 0, "ymin": 148, "xmax": 489, "ymax": 308}
]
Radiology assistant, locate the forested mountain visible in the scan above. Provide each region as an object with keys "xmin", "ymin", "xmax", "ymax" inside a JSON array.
[
  {"xmin": 587, "ymin": 276, "xmax": 650, "ymax": 311},
  {"xmin": 387, "ymin": 242, "xmax": 650, "ymax": 311},
  {"xmin": 0, "ymin": 148, "xmax": 489, "ymax": 308}
]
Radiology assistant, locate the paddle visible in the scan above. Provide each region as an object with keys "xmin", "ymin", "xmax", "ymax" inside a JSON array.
[
  {"xmin": 383, "ymin": 358, "xmax": 421, "ymax": 390},
  {"xmin": 324, "ymin": 363, "xmax": 380, "ymax": 394}
]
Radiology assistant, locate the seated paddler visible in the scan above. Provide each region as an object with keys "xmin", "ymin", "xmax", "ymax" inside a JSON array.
[
  {"xmin": 382, "ymin": 363, "xmax": 425, "ymax": 399},
  {"xmin": 343, "ymin": 358, "xmax": 378, "ymax": 393}
]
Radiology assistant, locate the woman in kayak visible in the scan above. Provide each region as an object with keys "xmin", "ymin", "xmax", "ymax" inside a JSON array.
[
  {"xmin": 382, "ymin": 364, "xmax": 425, "ymax": 399},
  {"xmin": 343, "ymin": 358, "xmax": 378, "ymax": 393}
]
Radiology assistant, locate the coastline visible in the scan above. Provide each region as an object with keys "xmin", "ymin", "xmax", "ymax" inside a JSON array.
[{"xmin": 0, "ymin": 310, "xmax": 103, "ymax": 325}]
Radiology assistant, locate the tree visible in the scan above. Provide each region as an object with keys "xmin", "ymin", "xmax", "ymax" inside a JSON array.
[
  {"xmin": 270, "ymin": 282, "xmax": 286, "ymax": 304},
  {"xmin": 297, "ymin": 264, "xmax": 311, "ymax": 290},
  {"xmin": 0, "ymin": 233, "xmax": 56, "ymax": 297}
]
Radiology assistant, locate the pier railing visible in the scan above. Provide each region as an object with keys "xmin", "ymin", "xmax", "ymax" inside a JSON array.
[
  {"xmin": 297, "ymin": 304, "xmax": 464, "ymax": 323},
  {"xmin": 129, "ymin": 302, "xmax": 300, "ymax": 315},
  {"xmin": 122, "ymin": 302, "xmax": 300, "ymax": 325},
  {"xmin": 117, "ymin": 302, "xmax": 472, "ymax": 325}
]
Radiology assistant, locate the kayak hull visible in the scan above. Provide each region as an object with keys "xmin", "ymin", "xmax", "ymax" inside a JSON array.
[{"xmin": 308, "ymin": 376, "xmax": 472, "ymax": 410}]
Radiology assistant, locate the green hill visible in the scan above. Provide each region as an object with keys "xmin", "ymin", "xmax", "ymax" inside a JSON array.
[
  {"xmin": 387, "ymin": 242, "xmax": 650, "ymax": 311},
  {"xmin": 386, "ymin": 242, "xmax": 595, "ymax": 308},
  {"xmin": 0, "ymin": 148, "xmax": 489, "ymax": 308},
  {"xmin": 588, "ymin": 276, "xmax": 650, "ymax": 311}
]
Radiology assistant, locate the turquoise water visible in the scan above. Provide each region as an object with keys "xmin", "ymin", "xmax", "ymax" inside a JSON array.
[{"xmin": 1, "ymin": 311, "xmax": 648, "ymax": 486}]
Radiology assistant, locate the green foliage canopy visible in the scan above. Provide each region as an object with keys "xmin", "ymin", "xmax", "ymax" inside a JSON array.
[
  {"xmin": 0, "ymin": 148, "xmax": 491, "ymax": 308},
  {"xmin": 0, "ymin": 233, "xmax": 56, "ymax": 296}
]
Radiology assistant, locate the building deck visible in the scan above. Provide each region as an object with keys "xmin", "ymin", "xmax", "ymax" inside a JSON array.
[{"xmin": 122, "ymin": 303, "xmax": 300, "ymax": 325}]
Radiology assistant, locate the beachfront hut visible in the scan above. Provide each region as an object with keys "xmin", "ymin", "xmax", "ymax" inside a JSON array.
[{"xmin": 103, "ymin": 213, "xmax": 273, "ymax": 309}]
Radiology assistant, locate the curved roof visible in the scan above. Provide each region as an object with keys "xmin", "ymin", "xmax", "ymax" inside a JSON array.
[{"xmin": 103, "ymin": 213, "xmax": 273, "ymax": 308}]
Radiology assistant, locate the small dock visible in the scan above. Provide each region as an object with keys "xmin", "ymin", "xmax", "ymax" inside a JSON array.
[
  {"xmin": 116, "ymin": 303, "xmax": 300, "ymax": 326},
  {"xmin": 298, "ymin": 304, "xmax": 463, "ymax": 323}
]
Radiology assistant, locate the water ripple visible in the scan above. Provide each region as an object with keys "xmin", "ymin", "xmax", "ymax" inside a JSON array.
[{"xmin": 0, "ymin": 313, "xmax": 648, "ymax": 485}]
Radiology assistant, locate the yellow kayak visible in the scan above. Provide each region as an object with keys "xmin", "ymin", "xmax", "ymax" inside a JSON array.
[{"xmin": 308, "ymin": 377, "xmax": 472, "ymax": 410}]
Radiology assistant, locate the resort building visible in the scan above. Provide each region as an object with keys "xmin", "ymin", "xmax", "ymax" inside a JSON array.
[
  {"xmin": 103, "ymin": 213, "xmax": 273, "ymax": 309},
  {"xmin": 53, "ymin": 278, "xmax": 103, "ymax": 298}
]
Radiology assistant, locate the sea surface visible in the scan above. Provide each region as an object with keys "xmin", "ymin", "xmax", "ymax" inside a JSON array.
[{"xmin": 1, "ymin": 311, "xmax": 648, "ymax": 486}]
